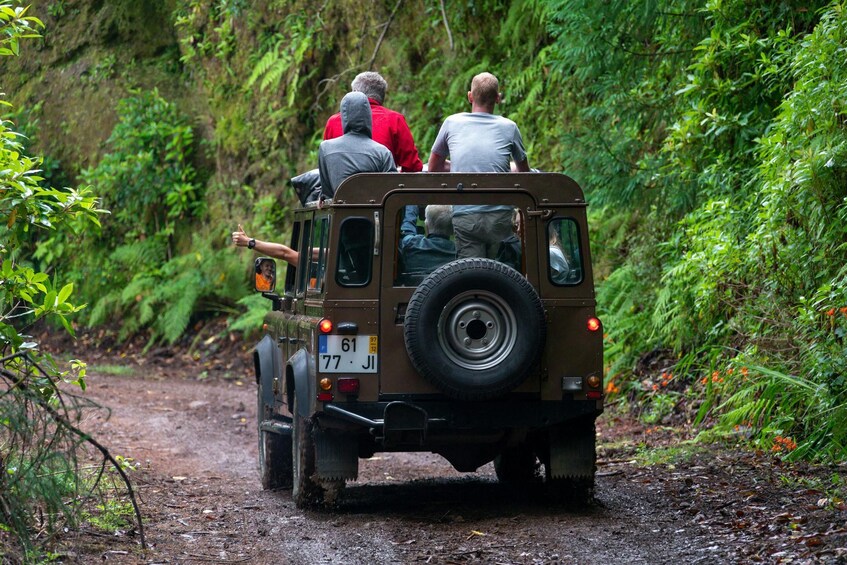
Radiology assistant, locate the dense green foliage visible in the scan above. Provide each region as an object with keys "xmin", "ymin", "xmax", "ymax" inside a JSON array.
[
  {"xmin": 70, "ymin": 89, "xmax": 244, "ymax": 345},
  {"xmin": 0, "ymin": 4, "xmax": 135, "ymax": 559},
  {"xmin": 3, "ymin": 0, "xmax": 847, "ymax": 459}
]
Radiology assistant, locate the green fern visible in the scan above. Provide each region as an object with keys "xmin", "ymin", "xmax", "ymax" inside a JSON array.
[{"xmin": 246, "ymin": 44, "xmax": 281, "ymax": 89}]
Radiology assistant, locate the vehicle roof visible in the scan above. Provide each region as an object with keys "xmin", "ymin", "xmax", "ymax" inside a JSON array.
[{"xmin": 329, "ymin": 172, "xmax": 586, "ymax": 207}]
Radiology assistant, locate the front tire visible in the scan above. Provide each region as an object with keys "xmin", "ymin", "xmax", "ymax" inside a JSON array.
[
  {"xmin": 258, "ymin": 375, "xmax": 292, "ymax": 490},
  {"xmin": 259, "ymin": 427, "xmax": 292, "ymax": 490}
]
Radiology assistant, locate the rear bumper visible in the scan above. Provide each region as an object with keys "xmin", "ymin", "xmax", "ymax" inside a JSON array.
[{"xmin": 320, "ymin": 398, "xmax": 601, "ymax": 432}]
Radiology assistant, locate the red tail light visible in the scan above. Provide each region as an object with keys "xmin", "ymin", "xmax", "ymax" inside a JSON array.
[
  {"xmin": 319, "ymin": 319, "xmax": 333, "ymax": 333},
  {"xmin": 317, "ymin": 392, "xmax": 333, "ymax": 402},
  {"xmin": 337, "ymin": 378, "xmax": 360, "ymax": 395},
  {"xmin": 587, "ymin": 317, "xmax": 601, "ymax": 332}
]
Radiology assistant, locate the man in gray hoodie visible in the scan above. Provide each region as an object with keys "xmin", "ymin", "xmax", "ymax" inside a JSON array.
[{"xmin": 318, "ymin": 91, "xmax": 396, "ymax": 199}]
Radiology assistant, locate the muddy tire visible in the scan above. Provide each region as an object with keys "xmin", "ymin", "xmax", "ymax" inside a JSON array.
[
  {"xmin": 546, "ymin": 475, "xmax": 595, "ymax": 506},
  {"xmin": 258, "ymin": 373, "xmax": 292, "ymax": 490},
  {"xmin": 259, "ymin": 427, "xmax": 292, "ymax": 490},
  {"xmin": 404, "ymin": 258, "xmax": 545, "ymax": 400},
  {"xmin": 292, "ymin": 395, "xmax": 323, "ymax": 508},
  {"xmin": 494, "ymin": 444, "xmax": 541, "ymax": 484}
]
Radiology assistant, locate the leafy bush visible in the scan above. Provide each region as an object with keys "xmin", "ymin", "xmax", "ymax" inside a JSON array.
[
  {"xmin": 691, "ymin": 6, "xmax": 847, "ymax": 458},
  {"xmin": 81, "ymin": 88, "xmax": 202, "ymax": 248},
  {"xmin": 1, "ymin": 5, "xmax": 144, "ymax": 559},
  {"xmin": 67, "ymin": 89, "xmax": 255, "ymax": 344}
]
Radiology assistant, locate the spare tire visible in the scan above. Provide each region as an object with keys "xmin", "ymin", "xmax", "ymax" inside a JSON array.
[{"xmin": 404, "ymin": 258, "xmax": 546, "ymax": 400}]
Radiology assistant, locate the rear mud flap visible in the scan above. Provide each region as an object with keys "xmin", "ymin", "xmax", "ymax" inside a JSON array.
[
  {"xmin": 314, "ymin": 429, "xmax": 358, "ymax": 482},
  {"xmin": 383, "ymin": 402, "xmax": 428, "ymax": 448},
  {"xmin": 548, "ymin": 421, "xmax": 596, "ymax": 479}
]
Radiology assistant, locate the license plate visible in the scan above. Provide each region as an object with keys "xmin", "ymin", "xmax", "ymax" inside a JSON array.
[{"xmin": 318, "ymin": 335, "xmax": 378, "ymax": 373}]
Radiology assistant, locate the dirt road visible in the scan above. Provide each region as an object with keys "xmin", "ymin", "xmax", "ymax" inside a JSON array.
[{"xmin": 72, "ymin": 366, "xmax": 846, "ymax": 564}]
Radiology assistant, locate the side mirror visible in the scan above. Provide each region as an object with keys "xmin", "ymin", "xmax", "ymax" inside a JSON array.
[{"xmin": 254, "ymin": 257, "xmax": 277, "ymax": 293}]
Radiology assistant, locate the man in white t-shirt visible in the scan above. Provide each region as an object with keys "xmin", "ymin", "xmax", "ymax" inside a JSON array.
[{"xmin": 427, "ymin": 72, "xmax": 530, "ymax": 259}]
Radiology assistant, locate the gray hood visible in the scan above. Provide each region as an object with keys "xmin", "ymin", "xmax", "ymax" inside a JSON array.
[{"xmin": 340, "ymin": 91, "xmax": 372, "ymax": 137}]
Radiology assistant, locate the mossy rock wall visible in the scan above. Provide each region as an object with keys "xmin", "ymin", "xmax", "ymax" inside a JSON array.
[{"xmin": 2, "ymin": 1, "xmax": 534, "ymax": 239}]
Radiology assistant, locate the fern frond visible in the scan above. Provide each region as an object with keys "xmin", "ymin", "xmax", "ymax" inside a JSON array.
[{"xmin": 246, "ymin": 44, "xmax": 280, "ymax": 89}]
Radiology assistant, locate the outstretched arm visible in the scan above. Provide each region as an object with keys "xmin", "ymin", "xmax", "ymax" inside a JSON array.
[{"xmin": 232, "ymin": 224, "xmax": 300, "ymax": 265}]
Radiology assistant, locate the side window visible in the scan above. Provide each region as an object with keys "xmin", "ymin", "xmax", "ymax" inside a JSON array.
[
  {"xmin": 336, "ymin": 217, "xmax": 373, "ymax": 287},
  {"xmin": 547, "ymin": 218, "xmax": 583, "ymax": 285},
  {"xmin": 284, "ymin": 222, "xmax": 301, "ymax": 295},
  {"xmin": 309, "ymin": 216, "xmax": 330, "ymax": 292},
  {"xmin": 296, "ymin": 220, "xmax": 312, "ymax": 294}
]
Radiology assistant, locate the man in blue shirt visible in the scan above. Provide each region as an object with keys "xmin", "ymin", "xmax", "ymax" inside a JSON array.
[{"xmin": 398, "ymin": 205, "xmax": 456, "ymax": 279}]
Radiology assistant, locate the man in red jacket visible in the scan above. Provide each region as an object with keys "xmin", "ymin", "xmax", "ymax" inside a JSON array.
[{"xmin": 323, "ymin": 71, "xmax": 423, "ymax": 172}]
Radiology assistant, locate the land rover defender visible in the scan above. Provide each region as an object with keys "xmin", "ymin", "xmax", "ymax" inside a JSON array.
[{"xmin": 252, "ymin": 172, "xmax": 603, "ymax": 508}]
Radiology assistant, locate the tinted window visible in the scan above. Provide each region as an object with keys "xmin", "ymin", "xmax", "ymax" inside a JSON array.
[
  {"xmin": 336, "ymin": 217, "xmax": 373, "ymax": 287},
  {"xmin": 547, "ymin": 218, "xmax": 583, "ymax": 285}
]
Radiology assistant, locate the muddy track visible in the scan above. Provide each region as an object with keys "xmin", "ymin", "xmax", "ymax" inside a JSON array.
[{"xmin": 71, "ymin": 369, "xmax": 846, "ymax": 564}]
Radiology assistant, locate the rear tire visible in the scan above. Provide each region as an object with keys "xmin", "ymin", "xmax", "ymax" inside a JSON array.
[
  {"xmin": 494, "ymin": 444, "xmax": 541, "ymax": 484},
  {"xmin": 292, "ymin": 395, "xmax": 323, "ymax": 508}
]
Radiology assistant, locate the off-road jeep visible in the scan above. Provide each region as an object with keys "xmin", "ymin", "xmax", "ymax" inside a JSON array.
[{"xmin": 252, "ymin": 172, "xmax": 603, "ymax": 508}]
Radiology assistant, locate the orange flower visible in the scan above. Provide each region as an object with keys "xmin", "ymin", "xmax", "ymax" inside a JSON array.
[
  {"xmin": 773, "ymin": 435, "xmax": 798, "ymax": 452},
  {"xmin": 841, "ymin": 307, "xmax": 847, "ymax": 316},
  {"xmin": 741, "ymin": 367, "xmax": 749, "ymax": 377},
  {"xmin": 827, "ymin": 308, "xmax": 836, "ymax": 316}
]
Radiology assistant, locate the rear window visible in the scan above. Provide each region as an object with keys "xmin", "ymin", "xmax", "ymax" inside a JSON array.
[
  {"xmin": 394, "ymin": 205, "xmax": 525, "ymax": 286},
  {"xmin": 547, "ymin": 218, "xmax": 583, "ymax": 285}
]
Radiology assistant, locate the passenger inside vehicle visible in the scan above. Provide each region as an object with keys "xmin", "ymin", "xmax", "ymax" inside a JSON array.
[{"xmin": 396, "ymin": 205, "xmax": 456, "ymax": 286}]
